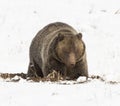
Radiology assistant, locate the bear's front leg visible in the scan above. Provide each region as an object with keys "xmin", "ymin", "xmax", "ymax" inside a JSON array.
[{"xmin": 75, "ymin": 59, "xmax": 88, "ymax": 78}]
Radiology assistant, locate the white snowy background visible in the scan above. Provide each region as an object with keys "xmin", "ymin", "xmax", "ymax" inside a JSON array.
[{"xmin": 0, "ymin": 0, "xmax": 120, "ymax": 106}]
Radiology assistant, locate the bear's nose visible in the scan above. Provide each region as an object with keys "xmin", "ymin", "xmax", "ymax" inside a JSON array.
[
  {"xmin": 70, "ymin": 63, "xmax": 75, "ymax": 67},
  {"xmin": 68, "ymin": 52, "xmax": 76, "ymax": 67}
]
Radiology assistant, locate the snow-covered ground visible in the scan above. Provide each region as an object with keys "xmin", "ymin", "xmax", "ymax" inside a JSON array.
[
  {"xmin": 1, "ymin": 80, "xmax": 120, "ymax": 106},
  {"xmin": 0, "ymin": 0, "xmax": 120, "ymax": 106}
]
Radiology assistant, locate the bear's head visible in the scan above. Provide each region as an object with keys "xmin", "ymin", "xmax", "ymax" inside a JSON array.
[{"xmin": 55, "ymin": 32, "xmax": 85, "ymax": 68}]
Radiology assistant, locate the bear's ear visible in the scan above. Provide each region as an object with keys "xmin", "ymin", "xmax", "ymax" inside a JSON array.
[
  {"xmin": 57, "ymin": 33, "xmax": 65, "ymax": 41},
  {"xmin": 76, "ymin": 33, "xmax": 82, "ymax": 39}
]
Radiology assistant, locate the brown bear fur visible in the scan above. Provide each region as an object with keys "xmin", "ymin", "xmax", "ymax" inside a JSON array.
[{"xmin": 27, "ymin": 22, "xmax": 88, "ymax": 80}]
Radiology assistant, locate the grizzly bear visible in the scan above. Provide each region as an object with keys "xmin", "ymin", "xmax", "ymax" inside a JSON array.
[{"xmin": 27, "ymin": 22, "xmax": 88, "ymax": 80}]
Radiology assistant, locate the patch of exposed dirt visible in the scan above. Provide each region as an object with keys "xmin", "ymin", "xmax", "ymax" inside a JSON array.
[
  {"xmin": 0, "ymin": 71, "xmax": 119, "ymax": 84},
  {"xmin": 0, "ymin": 70, "xmax": 64, "ymax": 82}
]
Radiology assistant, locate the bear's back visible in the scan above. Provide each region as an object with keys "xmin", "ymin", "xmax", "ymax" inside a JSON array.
[{"xmin": 36, "ymin": 22, "xmax": 77, "ymax": 38}]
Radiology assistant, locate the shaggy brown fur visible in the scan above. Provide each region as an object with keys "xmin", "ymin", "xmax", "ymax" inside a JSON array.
[{"xmin": 27, "ymin": 22, "xmax": 88, "ymax": 80}]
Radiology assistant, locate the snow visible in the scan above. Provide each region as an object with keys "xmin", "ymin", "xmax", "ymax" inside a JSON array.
[
  {"xmin": 0, "ymin": 0, "xmax": 120, "ymax": 105},
  {"xmin": 1, "ymin": 80, "xmax": 120, "ymax": 106}
]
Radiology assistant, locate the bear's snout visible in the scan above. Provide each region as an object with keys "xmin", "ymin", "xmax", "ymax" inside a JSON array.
[{"xmin": 67, "ymin": 52, "xmax": 76, "ymax": 68}]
